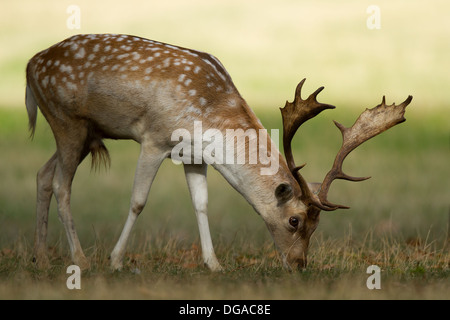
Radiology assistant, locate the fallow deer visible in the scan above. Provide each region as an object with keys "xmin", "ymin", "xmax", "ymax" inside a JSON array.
[{"xmin": 25, "ymin": 34, "xmax": 412, "ymax": 271}]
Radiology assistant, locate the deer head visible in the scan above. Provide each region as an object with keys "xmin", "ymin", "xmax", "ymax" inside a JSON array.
[{"xmin": 272, "ymin": 79, "xmax": 412, "ymax": 270}]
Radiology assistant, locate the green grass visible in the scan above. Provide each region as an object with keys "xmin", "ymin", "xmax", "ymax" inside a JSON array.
[
  {"xmin": 0, "ymin": 235, "xmax": 448, "ymax": 299},
  {"xmin": 0, "ymin": 106, "xmax": 448, "ymax": 299}
]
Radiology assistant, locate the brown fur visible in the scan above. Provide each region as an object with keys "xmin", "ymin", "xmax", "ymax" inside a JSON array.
[{"xmin": 26, "ymin": 65, "xmax": 110, "ymax": 171}]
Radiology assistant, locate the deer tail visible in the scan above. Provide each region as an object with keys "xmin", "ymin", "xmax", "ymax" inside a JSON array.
[
  {"xmin": 89, "ymin": 138, "xmax": 111, "ymax": 172},
  {"xmin": 25, "ymin": 63, "xmax": 38, "ymax": 139}
]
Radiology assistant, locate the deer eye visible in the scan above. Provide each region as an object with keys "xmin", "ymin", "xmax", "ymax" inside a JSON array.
[{"xmin": 289, "ymin": 216, "xmax": 299, "ymax": 228}]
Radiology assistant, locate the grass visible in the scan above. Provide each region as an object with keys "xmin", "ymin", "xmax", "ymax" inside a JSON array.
[
  {"xmin": 0, "ymin": 106, "xmax": 448, "ymax": 300},
  {"xmin": 0, "ymin": 0, "xmax": 449, "ymax": 300},
  {"xmin": 0, "ymin": 231, "xmax": 448, "ymax": 299}
]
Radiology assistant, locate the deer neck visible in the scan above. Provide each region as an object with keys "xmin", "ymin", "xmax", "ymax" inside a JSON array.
[
  {"xmin": 208, "ymin": 101, "xmax": 299, "ymax": 219},
  {"xmin": 212, "ymin": 152, "xmax": 297, "ymax": 218}
]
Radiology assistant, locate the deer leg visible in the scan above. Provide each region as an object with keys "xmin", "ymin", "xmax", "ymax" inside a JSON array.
[
  {"xmin": 52, "ymin": 125, "xmax": 91, "ymax": 269},
  {"xmin": 53, "ymin": 162, "xmax": 89, "ymax": 269},
  {"xmin": 33, "ymin": 153, "xmax": 57, "ymax": 268},
  {"xmin": 110, "ymin": 141, "xmax": 166, "ymax": 270},
  {"xmin": 184, "ymin": 163, "xmax": 223, "ymax": 272}
]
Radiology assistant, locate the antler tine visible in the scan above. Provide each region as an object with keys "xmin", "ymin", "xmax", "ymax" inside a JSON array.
[
  {"xmin": 318, "ymin": 95, "xmax": 413, "ymax": 210},
  {"xmin": 280, "ymin": 79, "xmax": 335, "ymax": 167},
  {"xmin": 292, "ymin": 78, "xmax": 306, "ymax": 106},
  {"xmin": 280, "ymin": 79, "xmax": 336, "ymax": 209}
]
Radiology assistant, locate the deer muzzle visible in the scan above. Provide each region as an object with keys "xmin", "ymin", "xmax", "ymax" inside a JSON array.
[{"xmin": 282, "ymin": 252, "xmax": 308, "ymax": 271}]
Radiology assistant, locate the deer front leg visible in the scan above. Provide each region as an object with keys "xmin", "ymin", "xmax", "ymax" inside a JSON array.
[
  {"xmin": 110, "ymin": 142, "xmax": 166, "ymax": 271},
  {"xmin": 184, "ymin": 164, "xmax": 223, "ymax": 272}
]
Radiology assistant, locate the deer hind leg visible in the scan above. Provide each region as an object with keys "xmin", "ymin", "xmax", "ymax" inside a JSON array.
[
  {"xmin": 51, "ymin": 123, "xmax": 92, "ymax": 270},
  {"xmin": 184, "ymin": 163, "xmax": 223, "ymax": 272},
  {"xmin": 33, "ymin": 153, "xmax": 57, "ymax": 268},
  {"xmin": 110, "ymin": 140, "xmax": 166, "ymax": 270}
]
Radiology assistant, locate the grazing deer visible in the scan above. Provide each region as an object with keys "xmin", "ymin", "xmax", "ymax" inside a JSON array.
[{"xmin": 26, "ymin": 34, "xmax": 412, "ymax": 271}]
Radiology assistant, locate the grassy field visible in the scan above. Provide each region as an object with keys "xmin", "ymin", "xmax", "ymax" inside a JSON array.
[
  {"xmin": 0, "ymin": 107, "xmax": 448, "ymax": 300},
  {"xmin": 0, "ymin": 0, "xmax": 449, "ymax": 300}
]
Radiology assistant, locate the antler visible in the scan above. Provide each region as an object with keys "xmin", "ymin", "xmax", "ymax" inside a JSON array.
[
  {"xmin": 280, "ymin": 79, "xmax": 413, "ymax": 213},
  {"xmin": 317, "ymin": 95, "xmax": 413, "ymax": 209},
  {"xmin": 280, "ymin": 79, "xmax": 336, "ymax": 211}
]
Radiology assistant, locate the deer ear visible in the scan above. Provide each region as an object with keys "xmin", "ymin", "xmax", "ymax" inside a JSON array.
[{"xmin": 275, "ymin": 183, "xmax": 293, "ymax": 203}]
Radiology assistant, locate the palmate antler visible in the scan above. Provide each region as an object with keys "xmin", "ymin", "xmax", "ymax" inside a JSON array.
[
  {"xmin": 280, "ymin": 78, "xmax": 412, "ymax": 213},
  {"xmin": 280, "ymin": 79, "xmax": 337, "ymax": 211}
]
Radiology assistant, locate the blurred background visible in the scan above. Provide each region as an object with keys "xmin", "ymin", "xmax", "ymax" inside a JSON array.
[
  {"xmin": 0, "ymin": 0, "xmax": 448, "ymax": 253},
  {"xmin": 1, "ymin": 0, "xmax": 449, "ymax": 109}
]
